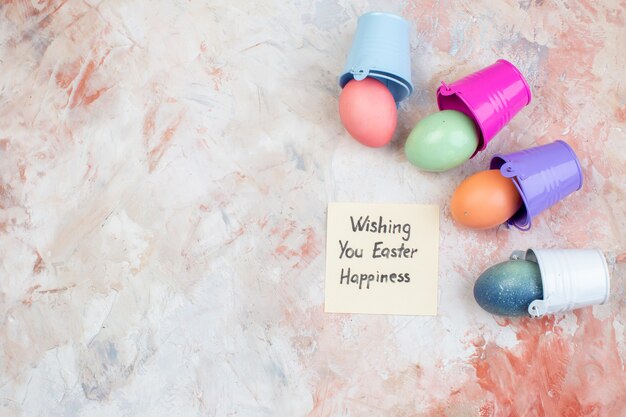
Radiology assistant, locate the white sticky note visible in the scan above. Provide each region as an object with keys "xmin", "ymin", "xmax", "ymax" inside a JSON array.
[{"xmin": 324, "ymin": 203, "xmax": 440, "ymax": 316}]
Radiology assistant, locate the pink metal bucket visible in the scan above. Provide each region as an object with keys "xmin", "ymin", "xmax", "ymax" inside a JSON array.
[{"xmin": 437, "ymin": 59, "xmax": 532, "ymax": 156}]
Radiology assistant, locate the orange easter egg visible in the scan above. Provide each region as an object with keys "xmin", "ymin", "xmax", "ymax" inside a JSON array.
[
  {"xmin": 451, "ymin": 169, "xmax": 523, "ymax": 229},
  {"xmin": 339, "ymin": 78, "xmax": 397, "ymax": 147}
]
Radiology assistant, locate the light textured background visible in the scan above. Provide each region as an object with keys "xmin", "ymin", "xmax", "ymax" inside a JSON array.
[{"xmin": 0, "ymin": 1, "xmax": 625, "ymax": 416}]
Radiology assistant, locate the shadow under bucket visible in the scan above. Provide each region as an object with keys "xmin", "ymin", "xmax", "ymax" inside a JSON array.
[
  {"xmin": 338, "ymin": 12, "xmax": 414, "ymax": 104},
  {"xmin": 437, "ymin": 59, "xmax": 531, "ymax": 156},
  {"xmin": 491, "ymin": 140, "xmax": 583, "ymax": 230},
  {"xmin": 511, "ymin": 249, "xmax": 610, "ymax": 317}
]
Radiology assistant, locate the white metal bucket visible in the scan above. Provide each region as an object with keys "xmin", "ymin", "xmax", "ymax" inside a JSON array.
[{"xmin": 510, "ymin": 249, "xmax": 610, "ymax": 317}]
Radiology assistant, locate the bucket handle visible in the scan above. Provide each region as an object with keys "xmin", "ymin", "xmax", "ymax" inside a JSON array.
[
  {"xmin": 528, "ymin": 300, "xmax": 547, "ymax": 317},
  {"xmin": 500, "ymin": 162, "xmax": 528, "ymax": 180},
  {"xmin": 438, "ymin": 81, "xmax": 455, "ymax": 96},
  {"xmin": 351, "ymin": 66, "xmax": 370, "ymax": 81},
  {"xmin": 509, "ymin": 250, "xmax": 527, "ymax": 261},
  {"xmin": 528, "ymin": 296, "xmax": 569, "ymax": 318}
]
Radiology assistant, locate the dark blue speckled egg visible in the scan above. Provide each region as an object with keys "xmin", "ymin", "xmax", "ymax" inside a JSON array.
[{"xmin": 474, "ymin": 260, "xmax": 543, "ymax": 316}]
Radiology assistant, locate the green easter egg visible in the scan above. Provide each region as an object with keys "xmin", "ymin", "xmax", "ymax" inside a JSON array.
[{"xmin": 405, "ymin": 110, "xmax": 479, "ymax": 172}]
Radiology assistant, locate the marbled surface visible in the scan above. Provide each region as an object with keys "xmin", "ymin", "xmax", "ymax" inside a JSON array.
[{"xmin": 0, "ymin": 1, "xmax": 625, "ymax": 416}]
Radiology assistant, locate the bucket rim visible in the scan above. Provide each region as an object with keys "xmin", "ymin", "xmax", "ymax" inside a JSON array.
[
  {"xmin": 437, "ymin": 84, "xmax": 487, "ymax": 154},
  {"xmin": 490, "ymin": 156, "xmax": 532, "ymax": 229},
  {"xmin": 339, "ymin": 70, "xmax": 413, "ymax": 103}
]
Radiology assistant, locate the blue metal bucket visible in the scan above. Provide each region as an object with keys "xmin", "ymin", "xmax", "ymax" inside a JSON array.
[{"xmin": 339, "ymin": 12, "xmax": 414, "ymax": 104}]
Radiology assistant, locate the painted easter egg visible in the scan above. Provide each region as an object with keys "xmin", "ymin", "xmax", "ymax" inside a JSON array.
[
  {"xmin": 474, "ymin": 260, "xmax": 543, "ymax": 316},
  {"xmin": 339, "ymin": 78, "xmax": 397, "ymax": 147},
  {"xmin": 450, "ymin": 169, "xmax": 523, "ymax": 229},
  {"xmin": 404, "ymin": 110, "xmax": 479, "ymax": 172}
]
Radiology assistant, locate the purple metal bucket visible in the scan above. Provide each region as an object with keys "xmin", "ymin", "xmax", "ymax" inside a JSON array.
[{"xmin": 490, "ymin": 140, "xmax": 583, "ymax": 230}]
